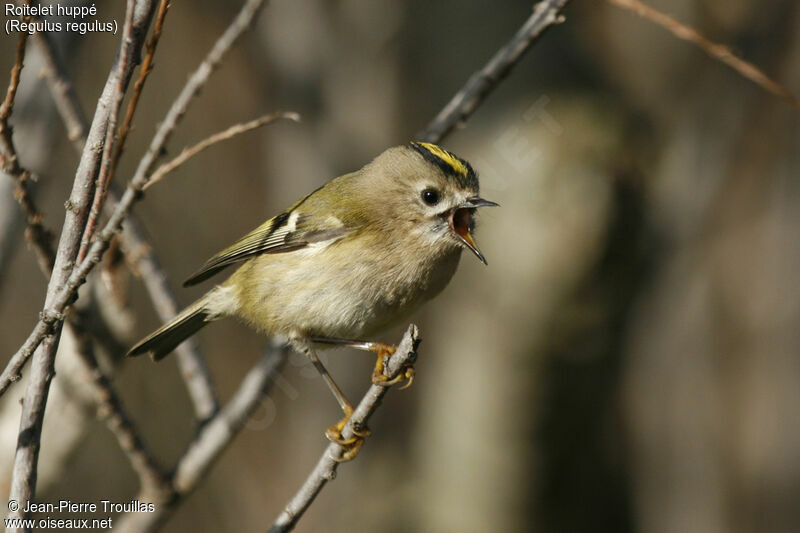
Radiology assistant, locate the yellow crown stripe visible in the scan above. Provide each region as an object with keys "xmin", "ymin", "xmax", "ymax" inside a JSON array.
[{"xmin": 412, "ymin": 142, "xmax": 468, "ymax": 177}]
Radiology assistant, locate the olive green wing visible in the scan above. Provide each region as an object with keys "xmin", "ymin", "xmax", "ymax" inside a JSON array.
[{"xmin": 182, "ymin": 210, "xmax": 352, "ymax": 287}]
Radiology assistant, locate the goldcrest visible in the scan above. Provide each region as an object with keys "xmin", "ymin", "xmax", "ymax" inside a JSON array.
[{"xmin": 128, "ymin": 141, "xmax": 497, "ymax": 457}]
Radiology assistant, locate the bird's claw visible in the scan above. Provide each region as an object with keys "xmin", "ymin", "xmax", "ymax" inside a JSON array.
[
  {"xmin": 369, "ymin": 344, "xmax": 415, "ymax": 389},
  {"xmin": 325, "ymin": 408, "xmax": 371, "ymax": 462},
  {"xmin": 372, "ymin": 364, "xmax": 415, "ymax": 389}
]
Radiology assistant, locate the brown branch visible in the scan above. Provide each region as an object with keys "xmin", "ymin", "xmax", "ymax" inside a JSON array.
[
  {"xmin": 144, "ymin": 111, "xmax": 300, "ymax": 190},
  {"xmin": 78, "ymin": 0, "xmax": 172, "ymax": 263},
  {"xmin": 418, "ymin": 0, "xmax": 572, "ymax": 143},
  {"xmin": 0, "ymin": 12, "xmax": 56, "ymax": 274},
  {"xmin": 117, "ymin": 214, "xmax": 220, "ymax": 422},
  {"xmin": 0, "ymin": 16, "xmax": 29, "ymax": 164},
  {"xmin": 606, "ymin": 0, "xmax": 800, "ymax": 112},
  {"xmin": 2, "ymin": 25, "xmax": 166, "ymax": 497},
  {"xmin": 112, "ymin": 0, "xmax": 170, "ymax": 169},
  {"xmin": 70, "ymin": 314, "xmax": 172, "ymax": 501},
  {"xmin": 2, "ymin": 0, "xmax": 269, "ymax": 384},
  {"xmin": 31, "ymin": 33, "xmax": 88, "ymax": 149},
  {"xmin": 74, "ymin": 7, "xmax": 136, "ymax": 266},
  {"xmin": 115, "ymin": 341, "xmax": 290, "ymax": 533},
  {"xmin": 3, "ymin": 10, "xmax": 274, "ymax": 518},
  {"xmin": 269, "ymin": 326, "xmax": 420, "ymax": 533},
  {"xmin": 132, "ymin": 0, "xmax": 269, "ymax": 191},
  {"xmin": 31, "ymin": 22, "xmax": 220, "ymax": 423},
  {"xmin": 5, "ymin": 2, "xmax": 285, "ymax": 526},
  {"xmin": 6, "ymin": 1, "xmax": 158, "ymax": 520}
]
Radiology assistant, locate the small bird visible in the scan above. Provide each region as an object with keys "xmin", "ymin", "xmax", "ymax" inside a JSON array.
[{"xmin": 128, "ymin": 141, "xmax": 497, "ymax": 459}]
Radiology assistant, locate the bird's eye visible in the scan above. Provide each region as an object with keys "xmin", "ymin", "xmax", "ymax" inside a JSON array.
[{"xmin": 421, "ymin": 188, "xmax": 440, "ymax": 206}]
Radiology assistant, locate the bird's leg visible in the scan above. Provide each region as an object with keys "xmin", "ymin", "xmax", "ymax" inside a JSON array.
[
  {"xmin": 309, "ymin": 337, "xmax": 415, "ymax": 389},
  {"xmin": 297, "ymin": 343, "xmax": 370, "ymax": 462}
]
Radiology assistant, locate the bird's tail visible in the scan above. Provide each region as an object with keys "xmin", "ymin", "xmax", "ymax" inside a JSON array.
[{"xmin": 127, "ymin": 294, "xmax": 214, "ymax": 361}]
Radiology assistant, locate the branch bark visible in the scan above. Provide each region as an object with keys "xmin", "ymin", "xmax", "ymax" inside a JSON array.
[
  {"xmin": 606, "ymin": 0, "xmax": 800, "ymax": 112},
  {"xmin": 0, "ymin": 16, "xmax": 55, "ymax": 275},
  {"xmin": 268, "ymin": 326, "xmax": 420, "ymax": 533},
  {"xmin": 116, "ymin": 216, "xmax": 220, "ymax": 422},
  {"xmin": 144, "ymin": 111, "xmax": 300, "ymax": 190},
  {"xmin": 29, "ymin": 19, "xmax": 220, "ymax": 423},
  {"xmin": 6, "ymin": 1, "xmax": 157, "ymax": 522},
  {"xmin": 78, "ymin": 0, "xmax": 171, "ymax": 263},
  {"xmin": 115, "ymin": 341, "xmax": 290, "ymax": 533},
  {"xmin": 2, "ymin": 0, "xmax": 267, "ymax": 398},
  {"xmin": 69, "ymin": 315, "xmax": 171, "ymax": 501},
  {"xmin": 418, "ymin": 0, "xmax": 572, "ymax": 143}
]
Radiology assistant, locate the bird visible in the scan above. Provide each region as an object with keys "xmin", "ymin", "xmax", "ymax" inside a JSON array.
[{"xmin": 128, "ymin": 141, "xmax": 497, "ymax": 459}]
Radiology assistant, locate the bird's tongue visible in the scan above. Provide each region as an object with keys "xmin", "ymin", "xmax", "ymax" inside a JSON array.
[
  {"xmin": 453, "ymin": 207, "xmax": 477, "ymax": 248},
  {"xmin": 452, "ymin": 207, "xmax": 487, "ymax": 266}
]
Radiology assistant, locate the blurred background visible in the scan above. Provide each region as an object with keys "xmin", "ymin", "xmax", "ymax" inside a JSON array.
[{"xmin": 2, "ymin": 0, "xmax": 800, "ymax": 531}]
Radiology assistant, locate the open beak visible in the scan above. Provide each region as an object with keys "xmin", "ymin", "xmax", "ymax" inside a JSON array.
[{"xmin": 449, "ymin": 197, "xmax": 499, "ymax": 265}]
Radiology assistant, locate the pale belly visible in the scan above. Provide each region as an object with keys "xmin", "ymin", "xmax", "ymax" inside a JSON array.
[{"xmin": 227, "ymin": 242, "xmax": 462, "ymax": 340}]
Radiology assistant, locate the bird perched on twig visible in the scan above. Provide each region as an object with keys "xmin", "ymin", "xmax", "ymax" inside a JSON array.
[{"xmin": 128, "ymin": 141, "xmax": 497, "ymax": 459}]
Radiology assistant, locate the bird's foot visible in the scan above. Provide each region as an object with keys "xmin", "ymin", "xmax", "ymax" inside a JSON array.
[
  {"xmin": 325, "ymin": 404, "xmax": 371, "ymax": 462},
  {"xmin": 370, "ymin": 344, "xmax": 414, "ymax": 389}
]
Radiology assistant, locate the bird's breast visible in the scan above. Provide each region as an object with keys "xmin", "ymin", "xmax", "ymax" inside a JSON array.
[{"xmin": 229, "ymin": 234, "xmax": 462, "ymax": 340}]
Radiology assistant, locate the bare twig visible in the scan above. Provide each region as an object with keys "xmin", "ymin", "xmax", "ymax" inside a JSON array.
[
  {"xmin": 133, "ymin": 0, "xmax": 269, "ymax": 191},
  {"xmin": 112, "ymin": 0, "xmax": 170, "ymax": 170},
  {"xmin": 6, "ymin": 1, "xmax": 157, "ymax": 519},
  {"xmin": 117, "ymin": 215, "xmax": 220, "ymax": 422},
  {"xmin": 115, "ymin": 341, "xmax": 290, "ymax": 533},
  {"xmin": 174, "ymin": 342, "xmax": 290, "ymax": 492},
  {"xmin": 0, "ymin": 0, "xmax": 149, "ymax": 394},
  {"xmin": 269, "ymin": 326, "xmax": 420, "ymax": 533},
  {"xmin": 5, "ymin": 2, "xmax": 270, "ymax": 514},
  {"xmin": 2, "ymin": 26, "xmax": 165, "ymax": 498},
  {"xmin": 70, "ymin": 315, "xmax": 172, "ymax": 500},
  {"xmin": 78, "ymin": 0, "xmax": 171, "ymax": 262},
  {"xmin": 0, "ymin": 18, "xmax": 29, "ymax": 162},
  {"xmin": 74, "ymin": 6, "xmax": 138, "ymax": 267},
  {"xmin": 2, "ymin": 0, "xmax": 267, "ymax": 397},
  {"xmin": 0, "ymin": 14, "xmax": 56, "ymax": 274},
  {"xmin": 32, "ymin": 23, "xmax": 219, "ymax": 423},
  {"xmin": 144, "ymin": 111, "xmax": 300, "ymax": 190},
  {"xmin": 31, "ymin": 33, "xmax": 88, "ymax": 149},
  {"xmin": 606, "ymin": 0, "xmax": 800, "ymax": 112},
  {"xmin": 269, "ymin": 3, "xmax": 574, "ymax": 529},
  {"xmin": 418, "ymin": 0, "xmax": 572, "ymax": 142}
]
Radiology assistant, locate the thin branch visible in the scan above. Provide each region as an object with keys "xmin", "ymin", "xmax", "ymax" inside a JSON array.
[
  {"xmin": 174, "ymin": 342, "xmax": 290, "ymax": 492},
  {"xmin": 70, "ymin": 314, "xmax": 172, "ymax": 500},
  {"xmin": 31, "ymin": 32, "xmax": 88, "ymax": 149},
  {"xmin": 268, "ymin": 3, "xmax": 573, "ymax": 529},
  {"xmin": 4, "ymin": 3, "xmax": 270, "ymax": 511},
  {"xmin": 117, "ymin": 215, "xmax": 220, "ymax": 422},
  {"xmin": 115, "ymin": 341, "xmax": 290, "ymax": 533},
  {"xmin": 74, "ymin": 9, "xmax": 137, "ymax": 267},
  {"xmin": 132, "ymin": 0, "xmax": 269, "ymax": 192},
  {"xmin": 0, "ymin": 15, "xmax": 29, "ymax": 164},
  {"xmin": 418, "ymin": 0, "xmax": 572, "ymax": 142},
  {"xmin": 269, "ymin": 325, "xmax": 420, "ymax": 533},
  {"xmin": 3, "ymin": 31, "xmax": 166, "ymax": 497},
  {"xmin": 0, "ymin": 13, "xmax": 56, "ymax": 274},
  {"xmin": 606, "ymin": 0, "xmax": 800, "ymax": 112},
  {"xmin": 78, "ymin": 0, "xmax": 171, "ymax": 262},
  {"xmin": 32, "ymin": 23, "xmax": 220, "ymax": 423},
  {"xmin": 2, "ymin": 0, "xmax": 267, "ymax": 397},
  {"xmin": 112, "ymin": 0, "xmax": 170, "ymax": 170},
  {"xmin": 6, "ymin": 1, "xmax": 157, "ymax": 519},
  {"xmin": 144, "ymin": 111, "xmax": 300, "ymax": 190}
]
